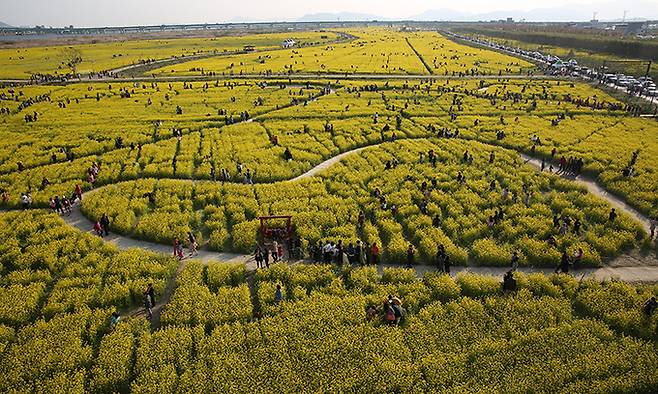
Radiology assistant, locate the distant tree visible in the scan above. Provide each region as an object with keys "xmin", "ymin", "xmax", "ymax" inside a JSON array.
[{"xmin": 61, "ymin": 47, "xmax": 82, "ymax": 74}]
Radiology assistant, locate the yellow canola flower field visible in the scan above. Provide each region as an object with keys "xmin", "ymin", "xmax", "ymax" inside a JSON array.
[
  {"xmin": 0, "ymin": 80, "xmax": 315, "ymax": 173},
  {"xmin": 151, "ymin": 29, "xmax": 531, "ymax": 77},
  {"xmin": 405, "ymin": 31, "xmax": 534, "ymax": 75},
  {"xmin": 121, "ymin": 263, "xmax": 657, "ymax": 393},
  {"xmin": 4, "ymin": 77, "xmax": 646, "ymax": 213},
  {"xmin": 1, "ymin": 212, "xmax": 657, "ymax": 393},
  {"xmin": 152, "ymin": 29, "xmax": 428, "ymax": 76},
  {"xmin": 0, "ymin": 31, "xmax": 339, "ymax": 79}
]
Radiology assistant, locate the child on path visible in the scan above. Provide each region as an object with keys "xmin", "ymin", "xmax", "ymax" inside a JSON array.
[{"xmin": 93, "ymin": 220, "xmax": 103, "ymax": 237}]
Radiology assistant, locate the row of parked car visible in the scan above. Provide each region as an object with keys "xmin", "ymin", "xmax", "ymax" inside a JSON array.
[
  {"xmin": 600, "ymin": 75, "xmax": 658, "ymax": 97},
  {"xmin": 445, "ymin": 31, "xmax": 658, "ymax": 99}
]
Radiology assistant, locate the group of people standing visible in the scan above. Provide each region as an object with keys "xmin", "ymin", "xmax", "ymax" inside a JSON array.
[
  {"xmin": 254, "ymin": 240, "xmax": 284, "ymax": 269},
  {"xmin": 48, "ymin": 184, "xmax": 83, "ymax": 216},
  {"xmin": 366, "ymin": 295, "xmax": 407, "ymax": 326},
  {"xmin": 93, "ymin": 214, "xmax": 111, "ymax": 237},
  {"xmin": 87, "ymin": 162, "xmax": 101, "ymax": 184},
  {"xmin": 557, "ymin": 155, "xmax": 584, "ymax": 176},
  {"xmin": 308, "ymin": 240, "xmax": 378, "ymax": 266},
  {"xmin": 172, "ymin": 232, "xmax": 198, "ymax": 260}
]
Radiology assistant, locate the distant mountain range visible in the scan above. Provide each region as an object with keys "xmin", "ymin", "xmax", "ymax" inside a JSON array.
[
  {"xmin": 0, "ymin": 21, "xmax": 12, "ymax": 28},
  {"xmin": 297, "ymin": 1, "xmax": 658, "ymax": 22}
]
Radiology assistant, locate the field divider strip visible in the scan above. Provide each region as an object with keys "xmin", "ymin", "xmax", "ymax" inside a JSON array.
[{"xmin": 404, "ymin": 37, "xmax": 433, "ymax": 75}]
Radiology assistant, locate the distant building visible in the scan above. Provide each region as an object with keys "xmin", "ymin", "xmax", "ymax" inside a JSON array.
[
  {"xmin": 506, "ymin": 17, "xmax": 514, "ymax": 23},
  {"xmin": 282, "ymin": 39, "xmax": 296, "ymax": 48},
  {"xmin": 624, "ymin": 22, "xmax": 646, "ymax": 35}
]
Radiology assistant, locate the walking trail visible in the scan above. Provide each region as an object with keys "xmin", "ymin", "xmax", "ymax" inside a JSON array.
[
  {"xmin": 288, "ymin": 146, "xmax": 370, "ymax": 182},
  {"xmin": 30, "ymin": 138, "xmax": 655, "ymax": 326},
  {"xmin": 64, "ymin": 139, "xmax": 657, "ymax": 284},
  {"xmin": 520, "ymin": 153, "xmax": 652, "ymax": 234}
]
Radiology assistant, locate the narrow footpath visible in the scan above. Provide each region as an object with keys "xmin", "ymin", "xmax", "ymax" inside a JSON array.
[
  {"xmin": 520, "ymin": 153, "xmax": 651, "ymax": 234},
  {"xmin": 58, "ymin": 140, "xmax": 658, "ymax": 287}
]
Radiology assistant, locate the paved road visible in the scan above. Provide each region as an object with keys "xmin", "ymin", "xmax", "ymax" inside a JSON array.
[{"xmin": 446, "ymin": 31, "xmax": 657, "ymax": 106}]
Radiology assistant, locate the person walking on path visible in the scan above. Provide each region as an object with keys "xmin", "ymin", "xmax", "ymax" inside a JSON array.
[
  {"xmin": 187, "ymin": 232, "xmax": 198, "ymax": 257},
  {"xmin": 255, "ymin": 247, "xmax": 263, "ymax": 269},
  {"xmin": 263, "ymin": 247, "xmax": 270, "ymax": 268},
  {"xmin": 74, "ymin": 184, "xmax": 82, "ymax": 201},
  {"xmin": 277, "ymin": 243, "xmax": 284, "ymax": 261},
  {"xmin": 54, "ymin": 196, "xmax": 62, "ymax": 214},
  {"xmin": 62, "ymin": 196, "xmax": 72, "ymax": 215},
  {"xmin": 93, "ymin": 220, "xmax": 103, "ymax": 237},
  {"xmin": 371, "ymin": 242, "xmax": 380, "ymax": 265},
  {"xmin": 443, "ymin": 253, "xmax": 451, "ymax": 275},
  {"xmin": 406, "ymin": 244, "xmax": 415, "ymax": 268},
  {"xmin": 361, "ymin": 241, "xmax": 368, "ymax": 266},
  {"xmin": 272, "ymin": 241, "xmax": 280, "ymax": 263},
  {"xmin": 355, "ymin": 240, "xmax": 364, "ymax": 266},
  {"xmin": 144, "ymin": 293, "xmax": 153, "ymax": 320},
  {"xmin": 555, "ymin": 251, "xmax": 571, "ymax": 274},
  {"xmin": 510, "ymin": 251, "xmax": 519, "ymax": 271},
  {"xmin": 173, "ymin": 238, "xmax": 179, "ymax": 258},
  {"xmin": 145, "ymin": 283, "xmax": 156, "ymax": 307},
  {"xmin": 173, "ymin": 238, "xmax": 184, "ymax": 260},
  {"xmin": 100, "ymin": 213, "xmax": 110, "ymax": 236},
  {"xmin": 650, "ymin": 217, "xmax": 657, "ymax": 241}
]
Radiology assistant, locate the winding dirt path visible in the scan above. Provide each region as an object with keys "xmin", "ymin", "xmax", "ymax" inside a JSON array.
[
  {"xmin": 54, "ymin": 139, "xmax": 658, "ymax": 327},
  {"xmin": 288, "ymin": 146, "xmax": 370, "ymax": 182},
  {"xmin": 64, "ymin": 194, "xmax": 658, "ymax": 285},
  {"xmin": 67, "ymin": 195, "xmax": 253, "ymax": 265},
  {"xmin": 520, "ymin": 153, "xmax": 651, "ymax": 234},
  {"xmin": 68, "ymin": 138, "xmax": 653, "ymax": 249},
  {"xmin": 63, "ymin": 138, "xmax": 655, "ymax": 265},
  {"xmin": 9, "ymin": 136, "xmax": 652, "ymax": 328}
]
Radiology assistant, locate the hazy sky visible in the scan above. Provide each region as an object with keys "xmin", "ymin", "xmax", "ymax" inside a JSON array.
[{"xmin": 1, "ymin": 0, "xmax": 653, "ymax": 27}]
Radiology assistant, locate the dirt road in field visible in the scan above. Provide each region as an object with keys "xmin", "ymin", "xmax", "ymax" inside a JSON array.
[
  {"xmin": 61, "ymin": 138, "xmax": 655, "ymax": 272},
  {"xmin": 63, "ymin": 193, "xmax": 658, "ymax": 284},
  {"xmin": 520, "ymin": 154, "xmax": 652, "ymax": 235},
  {"xmin": 63, "ymin": 189, "xmax": 658, "ymax": 329}
]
